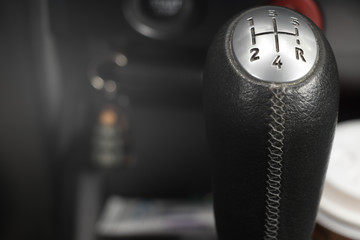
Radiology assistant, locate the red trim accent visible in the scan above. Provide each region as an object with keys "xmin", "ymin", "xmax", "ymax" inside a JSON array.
[{"xmin": 268, "ymin": 0, "xmax": 324, "ymax": 30}]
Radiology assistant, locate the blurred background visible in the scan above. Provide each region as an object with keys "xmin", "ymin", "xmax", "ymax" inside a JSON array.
[{"xmin": 0, "ymin": 0, "xmax": 359, "ymax": 239}]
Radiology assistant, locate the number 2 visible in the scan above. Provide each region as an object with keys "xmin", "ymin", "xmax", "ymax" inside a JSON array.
[{"xmin": 250, "ymin": 48, "xmax": 260, "ymax": 62}]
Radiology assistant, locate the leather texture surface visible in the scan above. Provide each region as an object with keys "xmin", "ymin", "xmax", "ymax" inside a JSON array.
[{"xmin": 203, "ymin": 8, "xmax": 339, "ymax": 240}]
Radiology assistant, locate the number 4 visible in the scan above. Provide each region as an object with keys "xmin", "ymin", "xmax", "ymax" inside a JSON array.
[{"xmin": 272, "ymin": 55, "xmax": 282, "ymax": 69}]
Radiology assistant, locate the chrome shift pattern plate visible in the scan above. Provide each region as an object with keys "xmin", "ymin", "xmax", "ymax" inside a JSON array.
[{"xmin": 232, "ymin": 6, "xmax": 318, "ymax": 83}]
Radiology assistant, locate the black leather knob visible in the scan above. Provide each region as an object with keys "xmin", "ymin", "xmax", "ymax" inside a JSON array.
[{"xmin": 203, "ymin": 6, "xmax": 339, "ymax": 240}]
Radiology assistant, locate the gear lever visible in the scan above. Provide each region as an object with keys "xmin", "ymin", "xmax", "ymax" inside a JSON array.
[{"xmin": 203, "ymin": 6, "xmax": 339, "ymax": 240}]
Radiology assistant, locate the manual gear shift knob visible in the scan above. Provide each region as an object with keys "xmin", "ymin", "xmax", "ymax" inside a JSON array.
[{"xmin": 203, "ymin": 6, "xmax": 339, "ymax": 240}]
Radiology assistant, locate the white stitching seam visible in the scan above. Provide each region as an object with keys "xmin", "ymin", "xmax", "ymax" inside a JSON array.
[{"xmin": 264, "ymin": 87, "xmax": 285, "ymax": 240}]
